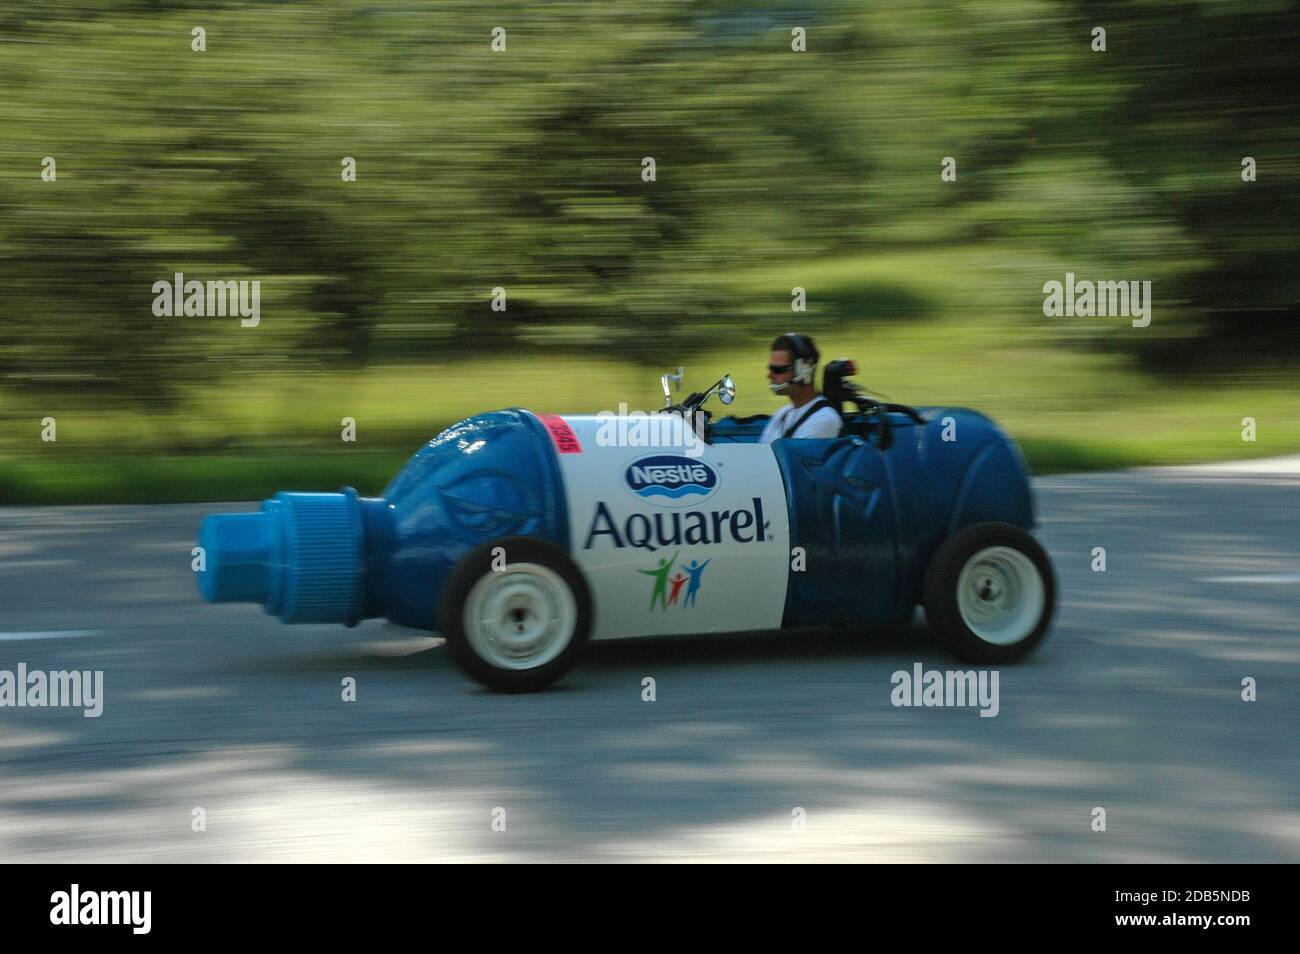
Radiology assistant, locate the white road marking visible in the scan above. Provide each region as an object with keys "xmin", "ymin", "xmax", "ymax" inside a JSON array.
[
  {"xmin": 1144, "ymin": 454, "xmax": 1300, "ymax": 475},
  {"xmin": 0, "ymin": 630, "xmax": 102, "ymax": 642},
  {"xmin": 1200, "ymin": 575, "xmax": 1300, "ymax": 584}
]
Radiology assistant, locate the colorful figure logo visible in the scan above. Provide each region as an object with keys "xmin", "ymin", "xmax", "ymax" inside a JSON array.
[
  {"xmin": 638, "ymin": 552, "xmax": 709, "ymax": 610},
  {"xmin": 681, "ymin": 558, "xmax": 710, "ymax": 607}
]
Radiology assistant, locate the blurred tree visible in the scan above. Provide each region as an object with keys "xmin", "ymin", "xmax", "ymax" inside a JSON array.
[
  {"xmin": 1081, "ymin": 0, "xmax": 1300, "ymax": 364},
  {"xmin": 0, "ymin": 0, "xmax": 1297, "ymax": 416}
]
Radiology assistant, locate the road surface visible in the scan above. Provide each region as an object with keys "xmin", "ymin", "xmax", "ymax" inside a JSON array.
[{"xmin": 1, "ymin": 459, "xmax": 1297, "ymax": 861}]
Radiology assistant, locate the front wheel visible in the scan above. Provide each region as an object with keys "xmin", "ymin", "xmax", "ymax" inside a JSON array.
[
  {"xmin": 922, "ymin": 522, "xmax": 1055, "ymax": 663},
  {"xmin": 440, "ymin": 537, "xmax": 592, "ymax": 692}
]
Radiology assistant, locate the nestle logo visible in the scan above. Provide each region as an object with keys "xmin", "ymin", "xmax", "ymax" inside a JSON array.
[{"xmin": 625, "ymin": 455, "xmax": 718, "ymax": 503}]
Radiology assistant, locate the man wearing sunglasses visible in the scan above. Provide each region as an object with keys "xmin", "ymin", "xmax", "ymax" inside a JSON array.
[{"xmin": 759, "ymin": 332, "xmax": 843, "ymax": 442}]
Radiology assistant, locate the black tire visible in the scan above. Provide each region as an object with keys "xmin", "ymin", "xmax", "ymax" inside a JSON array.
[
  {"xmin": 922, "ymin": 522, "xmax": 1055, "ymax": 664},
  {"xmin": 440, "ymin": 536, "xmax": 593, "ymax": 692}
]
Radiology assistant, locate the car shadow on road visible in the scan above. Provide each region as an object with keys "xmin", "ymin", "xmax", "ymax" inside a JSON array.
[
  {"xmin": 581, "ymin": 621, "xmax": 933, "ymax": 670},
  {"xmin": 247, "ymin": 618, "xmax": 936, "ymax": 679}
]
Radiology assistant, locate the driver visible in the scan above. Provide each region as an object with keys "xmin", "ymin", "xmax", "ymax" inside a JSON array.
[{"xmin": 760, "ymin": 333, "xmax": 842, "ymax": 442}]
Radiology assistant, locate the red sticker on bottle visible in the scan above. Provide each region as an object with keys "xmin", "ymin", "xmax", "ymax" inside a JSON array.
[{"xmin": 537, "ymin": 414, "xmax": 582, "ymax": 454}]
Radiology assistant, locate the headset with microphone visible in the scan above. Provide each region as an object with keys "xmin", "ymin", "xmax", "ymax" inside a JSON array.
[{"xmin": 770, "ymin": 332, "xmax": 818, "ymax": 393}]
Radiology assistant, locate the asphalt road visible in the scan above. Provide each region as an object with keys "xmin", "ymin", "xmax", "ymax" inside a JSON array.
[{"xmin": 1, "ymin": 459, "xmax": 1297, "ymax": 862}]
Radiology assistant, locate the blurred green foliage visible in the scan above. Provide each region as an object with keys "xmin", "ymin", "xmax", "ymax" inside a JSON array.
[{"xmin": 0, "ymin": 1, "xmax": 1296, "ymax": 500}]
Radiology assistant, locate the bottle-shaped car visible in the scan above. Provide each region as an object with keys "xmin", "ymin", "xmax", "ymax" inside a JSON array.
[{"xmin": 196, "ymin": 362, "xmax": 1056, "ymax": 691}]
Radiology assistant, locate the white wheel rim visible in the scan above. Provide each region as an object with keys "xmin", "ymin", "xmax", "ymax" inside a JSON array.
[
  {"xmin": 955, "ymin": 545, "xmax": 1045, "ymax": 646},
  {"xmin": 463, "ymin": 562, "xmax": 577, "ymax": 671}
]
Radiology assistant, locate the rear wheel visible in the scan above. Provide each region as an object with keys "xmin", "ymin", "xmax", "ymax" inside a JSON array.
[
  {"xmin": 440, "ymin": 537, "xmax": 592, "ymax": 692},
  {"xmin": 922, "ymin": 522, "xmax": 1055, "ymax": 663}
]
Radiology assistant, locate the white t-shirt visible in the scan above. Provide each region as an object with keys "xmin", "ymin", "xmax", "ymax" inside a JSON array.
[{"xmin": 759, "ymin": 399, "xmax": 842, "ymax": 442}]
